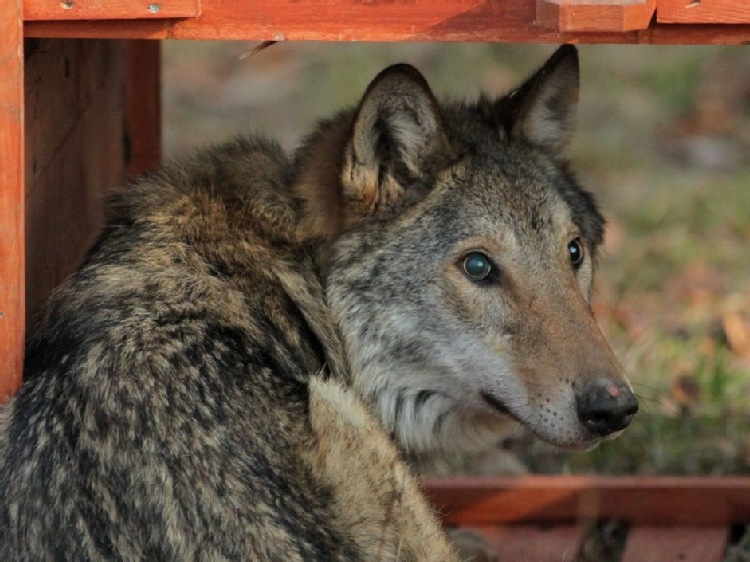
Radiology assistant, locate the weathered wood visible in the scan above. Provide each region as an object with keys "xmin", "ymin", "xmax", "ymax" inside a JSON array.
[
  {"xmin": 621, "ymin": 526, "xmax": 728, "ymax": 562},
  {"xmin": 475, "ymin": 524, "xmax": 586, "ymax": 561},
  {"xmin": 125, "ymin": 40, "xmax": 161, "ymax": 178},
  {"xmin": 658, "ymin": 0, "xmax": 750, "ymax": 24},
  {"xmin": 424, "ymin": 476, "xmax": 750, "ymax": 526},
  {"xmin": 22, "ymin": 0, "xmax": 750, "ymax": 45},
  {"xmin": 25, "ymin": 40, "xmax": 127, "ymax": 318},
  {"xmin": 0, "ymin": 0, "xmax": 24, "ymax": 402},
  {"xmin": 537, "ymin": 0, "xmax": 656, "ymax": 32},
  {"xmin": 25, "ymin": 0, "xmax": 200, "ymax": 21}
]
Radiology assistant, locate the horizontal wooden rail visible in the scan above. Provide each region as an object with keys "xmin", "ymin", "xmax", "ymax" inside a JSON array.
[
  {"xmin": 23, "ymin": 0, "xmax": 750, "ymax": 44},
  {"xmin": 658, "ymin": 0, "xmax": 750, "ymax": 24},
  {"xmin": 423, "ymin": 476, "xmax": 750, "ymax": 526},
  {"xmin": 25, "ymin": 0, "xmax": 201, "ymax": 21},
  {"xmin": 621, "ymin": 526, "xmax": 729, "ymax": 562},
  {"xmin": 537, "ymin": 0, "xmax": 657, "ymax": 33}
]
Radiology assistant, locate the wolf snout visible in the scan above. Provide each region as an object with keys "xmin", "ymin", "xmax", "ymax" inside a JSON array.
[{"xmin": 574, "ymin": 379, "xmax": 638, "ymax": 437}]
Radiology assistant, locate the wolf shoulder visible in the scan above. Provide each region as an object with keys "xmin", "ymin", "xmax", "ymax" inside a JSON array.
[{"xmin": 0, "ymin": 135, "xmax": 355, "ymax": 561}]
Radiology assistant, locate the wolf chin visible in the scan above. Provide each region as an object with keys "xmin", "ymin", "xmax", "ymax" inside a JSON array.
[{"xmin": 0, "ymin": 46, "xmax": 636, "ymax": 560}]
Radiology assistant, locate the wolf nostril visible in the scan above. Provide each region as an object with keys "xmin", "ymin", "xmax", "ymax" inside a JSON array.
[
  {"xmin": 575, "ymin": 380, "xmax": 638, "ymax": 437},
  {"xmin": 585, "ymin": 410, "xmax": 610, "ymax": 425}
]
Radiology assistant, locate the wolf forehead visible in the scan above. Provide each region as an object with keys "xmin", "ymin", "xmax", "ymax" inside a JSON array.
[
  {"xmin": 444, "ymin": 135, "xmax": 601, "ymax": 242},
  {"xmin": 357, "ymin": 98, "xmax": 606, "ymax": 255}
]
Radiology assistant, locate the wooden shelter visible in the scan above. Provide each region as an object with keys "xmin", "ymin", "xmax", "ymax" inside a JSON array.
[{"xmin": 2, "ymin": 2, "xmax": 750, "ymax": 559}]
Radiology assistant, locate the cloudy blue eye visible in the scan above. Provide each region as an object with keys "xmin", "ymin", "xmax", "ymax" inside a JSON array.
[
  {"xmin": 462, "ymin": 252, "xmax": 492, "ymax": 281},
  {"xmin": 568, "ymin": 238, "xmax": 584, "ymax": 268}
]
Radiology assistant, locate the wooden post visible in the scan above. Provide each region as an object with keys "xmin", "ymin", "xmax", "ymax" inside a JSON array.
[
  {"xmin": 2, "ymin": 38, "xmax": 146, "ymax": 402},
  {"xmin": 0, "ymin": 0, "xmax": 24, "ymax": 401},
  {"xmin": 24, "ymin": 40, "xmax": 129, "ymax": 320},
  {"xmin": 536, "ymin": 0, "xmax": 656, "ymax": 32},
  {"xmin": 125, "ymin": 40, "xmax": 162, "ymax": 178}
]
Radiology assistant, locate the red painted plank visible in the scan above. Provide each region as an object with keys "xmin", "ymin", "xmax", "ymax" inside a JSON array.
[
  {"xmin": 477, "ymin": 525, "xmax": 585, "ymax": 562},
  {"xmin": 25, "ymin": 0, "xmax": 200, "ymax": 21},
  {"xmin": 22, "ymin": 0, "xmax": 750, "ymax": 45},
  {"xmin": 0, "ymin": 0, "xmax": 24, "ymax": 401},
  {"xmin": 621, "ymin": 527, "xmax": 728, "ymax": 562},
  {"xmin": 537, "ymin": 0, "xmax": 656, "ymax": 32},
  {"xmin": 424, "ymin": 476, "xmax": 750, "ymax": 526},
  {"xmin": 658, "ymin": 0, "xmax": 750, "ymax": 24}
]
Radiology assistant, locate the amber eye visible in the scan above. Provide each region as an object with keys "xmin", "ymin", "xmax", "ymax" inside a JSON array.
[
  {"xmin": 462, "ymin": 252, "xmax": 492, "ymax": 281},
  {"xmin": 568, "ymin": 238, "xmax": 584, "ymax": 269}
]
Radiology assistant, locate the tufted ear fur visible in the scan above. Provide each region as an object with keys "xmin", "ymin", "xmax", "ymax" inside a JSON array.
[
  {"xmin": 341, "ymin": 64, "xmax": 454, "ymax": 215},
  {"xmin": 501, "ymin": 45, "xmax": 579, "ymax": 154}
]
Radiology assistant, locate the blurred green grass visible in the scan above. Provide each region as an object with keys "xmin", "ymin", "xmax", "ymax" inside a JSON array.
[{"xmin": 164, "ymin": 42, "xmax": 750, "ymax": 476}]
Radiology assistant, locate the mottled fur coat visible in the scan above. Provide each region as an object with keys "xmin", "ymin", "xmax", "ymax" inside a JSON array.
[{"xmin": 0, "ymin": 46, "xmax": 635, "ymax": 560}]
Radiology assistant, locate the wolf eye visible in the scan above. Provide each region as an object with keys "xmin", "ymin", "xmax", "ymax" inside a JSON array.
[
  {"xmin": 568, "ymin": 238, "xmax": 584, "ymax": 269},
  {"xmin": 462, "ymin": 252, "xmax": 492, "ymax": 281}
]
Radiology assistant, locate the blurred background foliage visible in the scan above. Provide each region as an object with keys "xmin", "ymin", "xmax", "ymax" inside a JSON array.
[{"xmin": 163, "ymin": 42, "xmax": 750, "ymax": 476}]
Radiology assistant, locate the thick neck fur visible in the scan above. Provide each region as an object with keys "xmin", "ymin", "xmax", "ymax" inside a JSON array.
[
  {"xmin": 292, "ymin": 52, "xmax": 608, "ymax": 464},
  {"xmin": 292, "ymin": 111, "xmax": 506, "ymax": 464}
]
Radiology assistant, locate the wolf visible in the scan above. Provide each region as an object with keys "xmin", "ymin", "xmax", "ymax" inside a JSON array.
[{"xmin": 0, "ymin": 45, "xmax": 636, "ymax": 560}]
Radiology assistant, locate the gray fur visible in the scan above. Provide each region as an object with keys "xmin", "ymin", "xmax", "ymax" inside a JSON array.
[{"xmin": 0, "ymin": 46, "xmax": 634, "ymax": 560}]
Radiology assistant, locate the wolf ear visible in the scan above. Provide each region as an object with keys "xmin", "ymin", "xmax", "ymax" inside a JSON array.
[
  {"xmin": 342, "ymin": 64, "xmax": 453, "ymax": 214},
  {"xmin": 503, "ymin": 45, "xmax": 579, "ymax": 154}
]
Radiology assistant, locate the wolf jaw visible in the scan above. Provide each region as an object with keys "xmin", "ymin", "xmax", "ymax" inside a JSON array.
[{"xmin": 295, "ymin": 46, "xmax": 637, "ymax": 464}]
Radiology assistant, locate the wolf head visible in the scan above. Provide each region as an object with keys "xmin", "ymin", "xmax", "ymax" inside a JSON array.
[{"xmin": 296, "ymin": 46, "xmax": 637, "ymax": 462}]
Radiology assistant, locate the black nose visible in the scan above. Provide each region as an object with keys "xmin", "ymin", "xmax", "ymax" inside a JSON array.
[{"xmin": 575, "ymin": 379, "xmax": 638, "ymax": 436}]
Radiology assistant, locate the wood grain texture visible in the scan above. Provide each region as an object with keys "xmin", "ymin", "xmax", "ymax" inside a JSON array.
[
  {"xmin": 537, "ymin": 0, "xmax": 656, "ymax": 32},
  {"xmin": 423, "ymin": 476, "xmax": 750, "ymax": 526},
  {"xmin": 621, "ymin": 526, "xmax": 728, "ymax": 562},
  {"xmin": 0, "ymin": 0, "xmax": 24, "ymax": 401},
  {"xmin": 658, "ymin": 0, "xmax": 750, "ymax": 24},
  {"xmin": 22, "ymin": 0, "xmax": 750, "ymax": 44},
  {"xmin": 25, "ymin": 0, "xmax": 200, "ymax": 21},
  {"xmin": 125, "ymin": 40, "xmax": 161, "ymax": 178},
  {"xmin": 25, "ymin": 39, "xmax": 127, "ymax": 318}
]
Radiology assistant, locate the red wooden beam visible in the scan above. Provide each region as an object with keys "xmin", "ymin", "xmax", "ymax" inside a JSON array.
[
  {"xmin": 423, "ymin": 476, "xmax": 750, "ymax": 526},
  {"xmin": 537, "ymin": 0, "xmax": 656, "ymax": 32},
  {"xmin": 22, "ymin": 0, "xmax": 750, "ymax": 45},
  {"xmin": 0, "ymin": 0, "xmax": 24, "ymax": 402},
  {"xmin": 621, "ymin": 527, "xmax": 729, "ymax": 562},
  {"xmin": 25, "ymin": 0, "xmax": 201, "ymax": 21},
  {"xmin": 658, "ymin": 0, "xmax": 750, "ymax": 24},
  {"xmin": 476, "ymin": 524, "xmax": 587, "ymax": 562}
]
